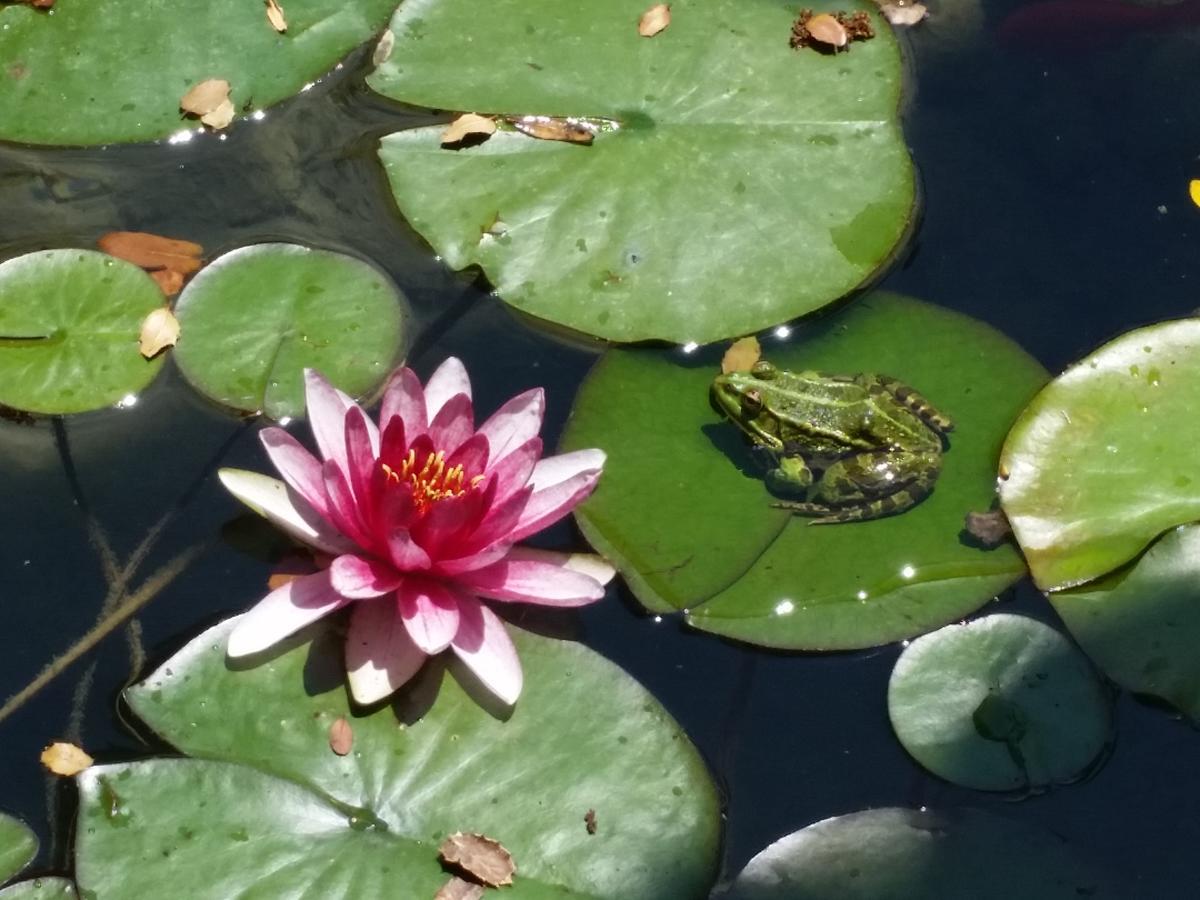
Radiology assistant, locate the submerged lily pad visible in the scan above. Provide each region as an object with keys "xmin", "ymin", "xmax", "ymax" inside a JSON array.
[
  {"xmin": 0, "ymin": 250, "xmax": 164, "ymax": 415},
  {"xmin": 561, "ymin": 293, "xmax": 1047, "ymax": 649},
  {"xmin": 727, "ymin": 807, "xmax": 1118, "ymax": 899},
  {"xmin": 0, "ymin": 813, "xmax": 36, "ymax": 884},
  {"xmin": 999, "ymin": 318, "xmax": 1200, "ymax": 591},
  {"xmin": 0, "ymin": 0, "xmax": 397, "ymax": 145},
  {"xmin": 0, "ymin": 880, "xmax": 76, "ymax": 899},
  {"xmin": 372, "ymin": 0, "xmax": 914, "ymax": 342},
  {"xmin": 1053, "ymin": 523, "xmax": 1200, "ymax": 722},
  {"xmin": 887, "ymin": 614, "xmax": 1112, "ymax": 791},
  {"xmin": 173, "ymin": 244, "xmax": 406, "ymax": 420},
  {"xmin": 75, "ymin": 617, "xmax": 720, "ymax": 899}
]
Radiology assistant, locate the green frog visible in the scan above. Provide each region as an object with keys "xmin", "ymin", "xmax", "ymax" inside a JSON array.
[{"xmin": 711, "ymin": 360, "xmax": 953, "ymax": 523}]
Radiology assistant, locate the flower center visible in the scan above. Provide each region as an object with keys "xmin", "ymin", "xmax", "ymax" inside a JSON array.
[{"xmin": 381, "ymin": 449, "xmax": 482, "ymax": 515}]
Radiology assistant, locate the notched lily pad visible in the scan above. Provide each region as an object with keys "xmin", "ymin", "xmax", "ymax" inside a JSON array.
[
  {"xmin": 0, "ymin": 879, "xmax": 77, "ymax": 899},
  {"xmin": 561, "ymin": 293, "xmax": 1047, "ymax": 650},
  {"xmin": 371, "ymin": 0, "xmax": 914, "ymax": 343}
]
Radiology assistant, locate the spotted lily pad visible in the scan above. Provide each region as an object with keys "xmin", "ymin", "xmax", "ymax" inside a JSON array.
[
  {"xmin": 1052, "ymin": 523, "xmax": 1200, "ymax": 722},
  {"xmin": 371, "ymin": 0, "xmax": 914, "ymax": 343},
  {"xmin": 0, "ymin": 250, "xmax": 164, "ymax": 415},
  {"xmin": 0, "ymin": 0, "xmax": 398, "ymax": 145},
  {"xmin": 173, "ymin": 244, "xmax": 406, "ymax": 420},
  {"xmin": 0, "ymin": 813, "xmax": 36, "ymax": 884},
  {"xmin": 727, "ymin": 807, "xmax": 1119, "ymax": 899},
  {"xmin": 887, "ymin": 614, "xmax": 1112, "ymax": 791},
  {"xmin": 560, "ymin": 293, "xmax": 1047, "ymax": 650},
  {"xmin": 999, "ymin": 318, "xmax": 1200, "ymax": 591},
  {"xmin": 74, "ymin": 617, "xmax": 720, "ymax": 899}
]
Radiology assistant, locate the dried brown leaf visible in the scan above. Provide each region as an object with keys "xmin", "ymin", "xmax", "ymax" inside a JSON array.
[
  {"xmin": 40, "ymin": 742, "xmax": 93, "ymax": 776},
  {"xmin": 433, "ymin": 878, "xmax": 485, "ymax": 900},
  {"xmin": 373, "ymin": 29, "xmax": 396, "ymax": 66},
  {"xmin": 329, "ymin": 717, "xmax": 353, "ymax": 756},
  {"xmin": 97, "ymin": 231, "xmax": 204, "ymax": 275},
  {"xmin": 878, "ymin": 2, "xmax": 927, "ymax": 26},
  {"xmin": 438, "ymin": 832, "xmax": 516, "ymax": 888},
  {"xmin": 638, "ymin": 3, "xmax": 671, "ymax": 37},
  {"xmin": 507, "ymin": 116, "xmax": 594, "ymax": 145},
  {"xmin": 201, "ymin": 98, "xmax": 236, "ymax": 130},
  {"xmin": 265, "ymin": 0, "xmax": 288, "ymax": 32},
  {"xmin": 180, "ymin": 78, "xmax": 231, "ymax": 116},
  {"xmin": 149, "ymin": 268, "xmax": 185, "ymax": 297},
  {"xmin": 721, "ymin": 336, "xmax": 762, "ymax": 374},
  {"xmin": 139, "ymin": 307, "xmax": 180, "ymax": 359},
  {"xmin": 584, "ymin": 808, "xmax": 598, "ymax": 835},
  {"xmin": 442, "ymin": 113, "xmax": 497, "ymax": 147},
  {"xmin": 806, "ymin": 13, "xmax": 848, "ymax": 47}
]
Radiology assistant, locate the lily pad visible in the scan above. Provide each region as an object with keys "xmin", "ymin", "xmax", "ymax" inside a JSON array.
[
  {"xmin": 560, "ymin": 293, "xmax": 1048, "ymax": 649},
  {"xmin": 887, "ymin": 614, "xmax": 1112, "ymax": 791},
  {"xmin": 0, "ymin": 0, "xmax": 397, "ymax": 145},
  {"xmin": 0, "ymin": 814, "xmax": 36, "ymax": 884},
  {"xmin": 0, "ymin": 250, "xmax": 164, "ymax": 414},
  {"xmin": 999, "ymin": 318, "xmax": 1200, "ymax": 591},
  {"xmin": 0, "ymin": 880, "xmax": 76, "ymax": 900},
  {"xmin": 74, "ymin": 617, "xmax": 720, "ymax": 899},
  {"xmin": 726, "ymin": 807, "xmax": 1119, "ymax": 899},
  {"xmin": 1053, "ymin": 523, "xmax": 1200, "ymax": 722},
  {"xmin": 371, "ymin": 0, "xmax": 914, "ymax": 343},
  {"xmin": 173, "ymin": 244, "xmax": 406, "ymax": 420}
]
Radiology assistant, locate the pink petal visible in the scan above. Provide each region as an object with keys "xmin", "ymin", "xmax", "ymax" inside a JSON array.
[
  {"xmin": 322, "ymin": 460, "xmax": 375, "ymax": 550},
  {"xmin": 304, "ymin": 370, "xmax": 379, "ymax": 469},
  {"xmin": 427, "ymin": 393, "xmax": 475, "ymax": 455},
  {"xmin": 387, "ymin": 529, "xmax": 432, "ymax": 572},
  {"xmin": 344, "ymin": 406, "xmax": 378, "ymax": 517},
  {"xmin": 398, "ymin": 578, "xmax": 462, "ymax": 654},
  {"xmin": 260, "ymin": 428, "xmax": 330, "ymax": 520},
  {"xmin": 378, "ymin": 417, "xmax": 407, "ymax": 472},
  {"xmin": 455, "ymin": 547, "xmax": 609, "ymax": 607},
  {"xmin": 379, "ymin": 367, "xmax": 427, "ymax": 444},
  {"xmin": 436, "ymin": 541, "xmax": 514, "ymax": 576},
  {"xmin": 411, "ymin": 480, "xmax": 494, "ymax": 558},
  {"xmin": 478, "ymin": 388, "xmax": 545, "ymax": 469},
  {"xmin": 423, "ymin": 357, "xmax": 472, "ymax": 421},
  {"xmin": 330, "ymin": 554, "xmax": 403, "ymax": 599},
  {"xmin": 345, "ymin": 597, "xmax": 428, "ymax": 705},
  {"xmin": 227, "ymin": 570, "xmax": 350, "ymax": 658},
  {"xmin": 450, "ymin": 597, "xmax": 522, "ymax": 705},
  {"xmin": 484, "ymin": 437, "xmax": 541, "ymax": 505},
  {"xmin": 528, "ymin": 448, "xmax": 606, "ymax": 492},
  {"xmin": 218, "ymin": 469, "xmax": 355, "ymax": 556},
  {"xmin": 508, "ymin": 466, "xmax": 604, "ymax": 543}
]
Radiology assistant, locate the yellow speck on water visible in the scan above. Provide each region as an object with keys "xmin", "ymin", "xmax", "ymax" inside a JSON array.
[{"xmin": 1190, "ymin": 179, "xmax": 1200, "ymax": 208}]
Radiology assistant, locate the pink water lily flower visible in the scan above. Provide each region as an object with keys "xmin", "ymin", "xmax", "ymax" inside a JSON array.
[{"xmin": 218, "ymin": 358, "xmax": 612, "ymax": 706}]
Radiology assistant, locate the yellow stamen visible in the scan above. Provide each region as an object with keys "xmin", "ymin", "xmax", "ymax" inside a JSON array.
[{"xmin": 381, "ymin": 449, "xmax": 479, "ymax": 514}]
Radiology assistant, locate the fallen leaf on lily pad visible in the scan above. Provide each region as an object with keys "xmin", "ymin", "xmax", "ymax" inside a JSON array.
[
  {"xmin": 1190, "ymin": 179, "xmax": 1200, "ymax": 209},
  {"xmin": 638, "ymin": 3, "xmax": 671, "ymax": 37},
  {"xmin": 97, "ymin": 231, "xmax": 204, "ymax": 276},
  {"xmin": 201, "ymin": 99, "xmax": 236, "ymax": 130},
  {"xmin": 434, "ymin": 878, "xmax": 485, "ymax": 900},
  {"xmin": 328, "ymin": 717, "xmax": 353, "ymax": 756},
  {"xmin": 265, "ymin": 0, "xmax": 287, "ymax": 33},
  {"xmin": 438, "ymin": 832, "xmax": 515, "ymax": 887},
  {"xmin": 138, "ymin": 307, "xmax": 180, "ymax": 359},
  {"xmin": 442, "ymin": 113, "xmax": 496, "ymax": 146},
  {"xmin": 721, "ymin": 336, "xmax": 762, "ymax": 374},
  {"xmin": 40, "ymin": 742, "xmax": 93, "ymax": 776},
  {"xmin": 878, "ymin": 2, "xmax": 928, "ymax": 26},
  {"xmin": 180, "ymin": 79, "xmax": 231, "ymax": 117},
  {"xmin": 149, "ymin": 269, "xmax": 185, "ymax": 297},
  {"xmin": 506, "ymin": 116, "xmax": 595, "ymax": 145}
]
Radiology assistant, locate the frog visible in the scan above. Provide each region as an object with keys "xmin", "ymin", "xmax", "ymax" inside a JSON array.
[{"xmin": 710, "ymin": 360, "xmax": 953, "ymax": 523}]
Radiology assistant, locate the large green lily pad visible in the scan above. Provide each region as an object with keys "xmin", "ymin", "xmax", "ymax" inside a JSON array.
[
  {"xmin": 173, "ymin": 244, "xmax": 406, "ymax": 420},
  {"xmin": 0, "ymin": 880, "xmax": 76, "ymax": 900},
  {"xmin": 0, "ymin": 814, "xmax": 36, "ymax": 884},
  {"xmin": 0, "ymin": 0, "xmax": 397, "ymax": 145},
  {"xmin": 1053, "ymin": 523, "xmax": 1200, "ymax": 722},
  {"xmin": 561, "ymin": 293, "xmax": 1047, "ymax": 649},
  {"xmin": 887, "ymin": 614, "xmax": 1112, "ymax": 791},
  {"xmin": 75, "ymin": 617, "xmax": 720, "ymax": 899},
  {"xmin": 726, "ymin": 807, "xmax": 1119, "ymax": 899},
  {"xmin": 0, "ymin": 250, "xmax": 164, "ymax": 415},
  {"xmin": 999, "ymin": 318, "xmax": 1200, "ymax": 591},
  {"xmin": 371, "ymin": 0, "xmax": 914, "ymax": 343}
]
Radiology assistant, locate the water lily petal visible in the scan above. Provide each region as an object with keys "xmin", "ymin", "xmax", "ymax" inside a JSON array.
[
  {"xmin": 446, "ymin": 432, "xmax": 490, "ymax": 483},
  {"xmin": 451, "ymin": 597, "xmax": 522, "ymax": 706},
  {"xmin": 322, "ymin": 460, "xmax": 375, "ymax": 551},
  {"xmin": 218, "ymin": 468, "xmax": 354, "ymax": 555},
  {"xmin": 345, "ymin": 597, "xmax": 428, "ymax": 705},
  {"xmin": 227, "ymin": 569, "xmax": 350, "ymax": 658},
  {"xmin": 486, "ymin": 437, "xmax": 542, "ymax": 504},
  {"xmin": 450, "ymin": 484, "xmax": 531, "ymax": 559},
  {"xmin": 509, "ymin": 465, "xmax": 604, "ymax": 543},
  {"xmin": 456, "ymin": 547, "xmax": 610, "ymax": 607},
  {"xmin": 398, "ymin": 578, "xmax": 462, "ymax": 654},
  {"xmin": 423, "ymin": 356, "xmax": 472, "ymax": 421},
  {"xmin": 436, "ymin": 541, "xmax": 514, "ymax": 576},
  {"xmin": 412, "ymin": 479, "xmax": 495, "ymax": 558},
  {"xmin": 304, "ymin": 370, "xmax": 380, "ymax": 471},
  {"xmin": 428, "ymin": 393, "xmax": 475, "ymax": 455},
  {"xmin": 478, "ymin": 388, "xmax": 545, "ymax": 468},
  {"xmin": 378, "ymin": 416, "xmax": 408, "ymax": 472},
  {"xmin": 259, "ymin": 427, "xmax": 330, "ymax": 519},
  {"xmin": 344, "ymin": 406, "xmax": 378, "ymax": 518},
  {"xmin": 387, "ymin": 529, "xmax": 433, "ymax": 572},
  {"xmin": 528, "ymin": 448, "xmax": 606, "ymax": 492},
  {"xmin": 330, "ymin": 553, "xmax": 403, "ymax": 598},
  {"xmin": 379, "ymin": 366, "xmax": 428, "ymax": 443}
]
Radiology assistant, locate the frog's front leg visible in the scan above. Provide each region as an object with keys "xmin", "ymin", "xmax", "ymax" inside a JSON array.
[
  {"xmin": 764, "ymin": 454, "xmax": 814, "ymax": 498},
  {"xmin": 773, "ymin": 449, "xmax": 940, "ymax": 523}
]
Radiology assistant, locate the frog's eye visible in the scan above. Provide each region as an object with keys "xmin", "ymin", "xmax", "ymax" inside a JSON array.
[
  {"xmin": 741, "ymin": 390, "xmax": 763, "ymax": 413},
  {"xmin": 751, "ymin": 360, "xmax": 776, "ymax": 379}
]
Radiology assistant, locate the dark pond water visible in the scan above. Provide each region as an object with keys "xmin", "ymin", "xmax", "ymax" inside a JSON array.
[{"xmin": 2, "ymin": 1, "xmax": 1200, "ymax": 894}]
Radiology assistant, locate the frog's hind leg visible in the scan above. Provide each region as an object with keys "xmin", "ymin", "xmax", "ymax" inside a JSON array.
[
  {"xmin": 858, "ymin": 374, "xmax": 954, "ymax": 434},
  {"xmin": 772, "ymin": 453, "xmax": 941, "ymax": 524}
]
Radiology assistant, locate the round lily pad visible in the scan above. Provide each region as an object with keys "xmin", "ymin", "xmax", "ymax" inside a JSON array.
[
  {"xmin": 173, "ymin": 244, "xmax": 406, "ymax": 420},
  {"xmin": 0, "ymin": 250, "xmax": 164, "ymax": 415},
  {"xmin": 999, "ymin": 318, "xmax": 1200, "ymax": 591},
  {"xmin": 0, "ymin": 0, "xmax": 398, "ymax": 145},
  {"xmin": 1052, "ymin": 523, "xmax": 1200, "ymax": 722},
  {"xmin": 560, "ymin": 293, "xmax": 1047, "ymax": 650},
  {"xmin": 74, "ymin": 616, "xmax": 720, "ymax": 899},
  {"xmin": 887, "ymin": 613, "xmax": 1112, "ymax": 791},
  {"xmin": 371, "ymin": 0, "xmax": 914, "ymax": 343},
  {"xmin": 727, "ymin": 807, "xmax": 1119, "ymax": 899},
  {"xmin": 0, "ymin": 813, "xmax": 36, "ymax": 884},
  {"xmin": 0, "ymin": 880, "xmax": 76, "ymax": 900}
]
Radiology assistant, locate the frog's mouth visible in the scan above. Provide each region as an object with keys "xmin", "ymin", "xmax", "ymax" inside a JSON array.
[{"xmin": 710, "ymin": 383, "xmax": 785, "ymax": 452}]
